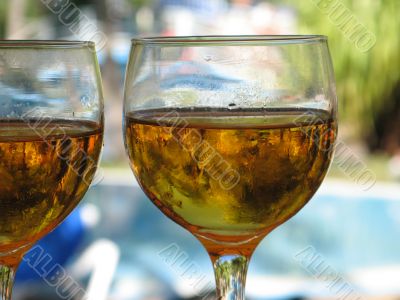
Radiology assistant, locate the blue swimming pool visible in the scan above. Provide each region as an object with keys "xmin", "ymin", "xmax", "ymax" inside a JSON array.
[{"xmin": 14, "ymin": 176, "xmax": 400, "ymax": 300}]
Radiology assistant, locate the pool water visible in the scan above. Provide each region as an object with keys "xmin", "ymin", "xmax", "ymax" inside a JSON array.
[{"xmin": 15, "ymin": 178, "xmax": 400, "ymax": 300}]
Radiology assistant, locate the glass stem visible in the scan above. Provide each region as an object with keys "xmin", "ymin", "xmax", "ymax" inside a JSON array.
[
  {"xmin": 212, "ymin": 254, "xmax": 250, "ymax": 300},
  {"xmin": 0, "ymin": 264, "xmax": 16, "ymax": 300}
]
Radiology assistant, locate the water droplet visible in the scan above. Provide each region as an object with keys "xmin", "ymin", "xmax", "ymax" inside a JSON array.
[
  {"xmin": 228, "ymin": 103, "xmax": 237, "ymax": 110},
  {"xmin": 80, "ymin": 95, "xmax": 91, "ymax": 108}
]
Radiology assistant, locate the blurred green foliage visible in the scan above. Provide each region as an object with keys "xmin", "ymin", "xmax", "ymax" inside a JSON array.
[
  {"xmin": 0, "ymin": 2, "xmax": 6, "ymax": 37},
  {"xmin": 130, "ymin": 0, "xmax": 155, "ymax": 7},
  {"xmin": 278, "ymin": 0, "xmax": 399, "ymax": 140}
]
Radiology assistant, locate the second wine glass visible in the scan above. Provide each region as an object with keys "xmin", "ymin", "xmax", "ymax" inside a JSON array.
[
  {"xmin": 0, "ymin": 41, "xmax": 104, "ymax": 300},
  {"xmin": 123, "ymin": 35, "xmax": 337, "ymax": 300}
]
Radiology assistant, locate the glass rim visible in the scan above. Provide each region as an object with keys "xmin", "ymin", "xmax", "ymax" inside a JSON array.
[
  {"xmin": 131, "ymin": 35, "xmax": 327, "ymax": 45},
  {"xmin": 0, "ymin": 40, "xmax": 95, "ymax": 49}
]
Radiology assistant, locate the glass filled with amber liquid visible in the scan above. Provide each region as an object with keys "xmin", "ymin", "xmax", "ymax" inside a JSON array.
[
  {"xmin": 0, "ymin": 41, "xmax": 104, "ymax": 300},
  {"xmin": 124, "ymin": 36, "xmax": 337, "ymax": 300}
]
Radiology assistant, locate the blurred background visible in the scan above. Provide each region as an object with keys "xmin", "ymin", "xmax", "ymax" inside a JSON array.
[{"xmin": 1, "ymin": 0, "xmax": 399, "ymax": 299}]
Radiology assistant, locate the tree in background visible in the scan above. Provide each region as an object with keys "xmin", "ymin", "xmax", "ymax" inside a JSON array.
[
  {"xmin": 276, "ymin": 0, "xmax": 399, "ymax": 153},
  {"xmin": 0, "ymin": 2, "xmax": 8, "ymax": 37}
]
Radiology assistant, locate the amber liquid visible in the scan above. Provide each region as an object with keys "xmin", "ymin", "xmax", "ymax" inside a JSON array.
[
  {"xmin": 125, "ymin": 108, "xmax": 336, "ymax": 255},
  {"xmin": 0, "ymin": 120, "xmax": 103, "ymax": 257}
]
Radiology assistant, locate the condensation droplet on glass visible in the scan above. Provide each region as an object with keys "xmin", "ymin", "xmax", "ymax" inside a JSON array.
[
  {"xmin": 80, "ymin": 95, "xmax": 91, "ymax": 108},
  {"xmin": 228, "ymin": 103, "xmax": 236, "ymax": 110},
  {"xmin": 262, "ymin": 96, "xmax": 270, "ymax": 108}
]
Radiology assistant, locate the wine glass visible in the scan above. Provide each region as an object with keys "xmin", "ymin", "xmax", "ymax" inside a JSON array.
[
  {"xmin": 0, "ymin": 41, "xmax": 104, "ymax": 299},
  {"xmin": 123, "ymin": 35, "xmax": 337, "ymax": 300}
]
